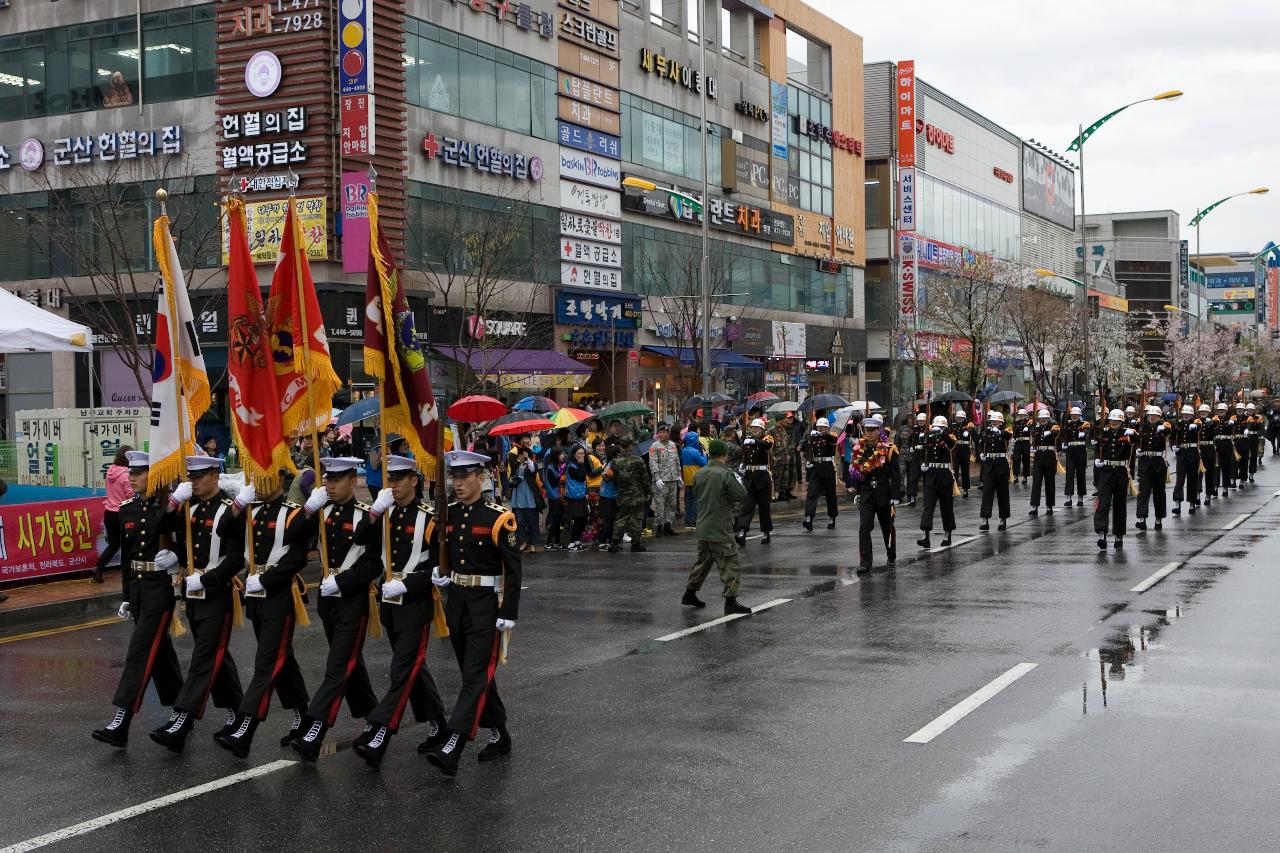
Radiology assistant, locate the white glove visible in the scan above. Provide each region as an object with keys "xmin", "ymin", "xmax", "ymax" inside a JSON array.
[
  {"xmin": 1094, "ymin": 459, "xmax": 1103, "ymax": 468},
  {"xmin": 743, "ymin": 438, "xmax": 756, "ymax": 445},
  {"xmin": 930, "ymin": 427, "xmax": 942, "ymax": 435},
  {"xmin": 371, "ymin": 488, "xmax": 395, "ymax": 516},
  {"xmin": 305, "ymin": 486, "xmax": 328, "ymax": 514},
  {"xmin": 810, "ymin": 430, "xmax": 819, "ymax": 436},
  {"xmin": 1157, "ymin": 424, "xmax": 1168, "ymax": 433},
  {"xmin": 117, "ymin": 601, "xmax": 131, "ymax": 619},
  {"xmin": 1124, "ymin": 428, "xmax": 1136, "ymax": 437},
  {"xmin": 920, "ymin": 464, "xmax": 928, "ymax": 473},
  {"xmin": 430, "ymin": 566, "xmax": 451, "ymax": 587},
  {"xmin": 154, "ymin": 549, "xmax": 180, "ymax": 573},
  {"xmin": 185, "ymin": 573, "xmax": 204, "ymax": 594},
  {"xmin": 234, "ymin": 482, "xmax": 256, "ymax": 509},
  {"xmin": 496, "ymin": 618, "xmax": 516, "ymax": 631},
  {"xmin": 1243, "ymin": 429, "xmax": 1251, "ymax": 436},
  {"xmin": 381, "ymin": 578, "xmax": 408, "ymax": 598},
  {"xmin": 805, "ymin": 462, "xmax": 814, "ymax": 469},
  {"xmin": 890, "ymin": 499, "xmax": 899, "ymax": 506},
  {"xmin": 169, "ymin": 481, "xmax": 193, "ymax": 506},
  {"xmin": 654, "ymin": 479, "xmax": 664, "ymax": 490},
  {"xmin": 320, "ymin": 575, "xmax": 340, "ymax": 597},
  {"xmin": 1078, "ymin": 431, "xmax": 1087, "ymax": 439},
  {"xmin": 245, "ymin": 574, "xmax": 264, "ymax": 595}
]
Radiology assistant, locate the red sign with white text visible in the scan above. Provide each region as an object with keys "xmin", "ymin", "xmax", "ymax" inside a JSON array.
[
  {"xmin": 0, "ymin": 497, "xmax": 104, "ymax": 583},
  {"xmin": 896, "ymin": 60, "xmax": 916, "ymax": 168},
  {"xmin": 1268, "ymin": 266, "xmax": 1278, "ymax": 331}
]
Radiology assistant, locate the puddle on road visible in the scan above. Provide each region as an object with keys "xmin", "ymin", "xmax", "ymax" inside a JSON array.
[{"xmin": 1082, "ymin": 607, "xmax": 1185, "ymax": 713}]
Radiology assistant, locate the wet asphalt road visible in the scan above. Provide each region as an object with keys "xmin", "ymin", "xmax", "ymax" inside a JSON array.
[{"xmin": 4, "ymin": 466, "xmax": 1280, "ymax": 852}]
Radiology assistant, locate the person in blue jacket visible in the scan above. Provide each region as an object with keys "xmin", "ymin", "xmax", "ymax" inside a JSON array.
[
  {"xmin": 680, "ymin": 431, "xmax": 709, "ymax": 528},
  {"xmin": 542, "ymin": 448, "xmax": 566, "ymax": 550}
]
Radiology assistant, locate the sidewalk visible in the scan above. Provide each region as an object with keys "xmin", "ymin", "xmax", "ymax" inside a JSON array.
[{"xmin": 0, "ymin": 571, "xmax": 122, "ymax": 639}]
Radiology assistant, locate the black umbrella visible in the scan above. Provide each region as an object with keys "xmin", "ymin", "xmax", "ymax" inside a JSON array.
[
  {"xmin": 798, "ymin": 393, "xmax": 849, "ymax": 414},
  {"xmin": 987, "ymin": 390, "xmax": 1024, "ymax": 404},
  {"xmin": 935, "ymin": 390, "xmax": 973, "ymax": 403},
  {"xmin": 681, "ymin": 393, "xmax": 735, "ymax": 412}
]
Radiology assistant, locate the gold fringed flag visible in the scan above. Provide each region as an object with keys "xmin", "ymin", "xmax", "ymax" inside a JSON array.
[
  {"xmin": 267, "ymin": 199, "xmax": 341, "ymax": 439},
  {"xmin": 364, "ymin": 192, "xmax": 441, "ymax": 476},
  {"xmin": 147, "ymin": 213, "xmax": 210, "ymax": 493},
  {"xmin": 226, "ymin": 197, "xmax": 293, "ymax": 491}
]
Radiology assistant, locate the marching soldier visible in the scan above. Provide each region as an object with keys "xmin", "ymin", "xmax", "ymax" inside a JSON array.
[
  {"xmin": 1268, "ymin": 402, "xmax": 1280, "ymax": 455},
  {"xmin": 1124, "ymin": 405, "xmax": 1140, "ymax": 477},
  {"xmin": 976, "ymin": 410, "xmax": 1012, "ymax": 531},
  {"xmin": 354, "ymin": 455, "xmax": 449, "ymax": 769},
  {"xmin": 1243, "ymin": 402, "xmax": 1262, "ymax": 481},
  {"xmin": 1093, "ymin": 409, "xmax": 1135, "ymax": 550},
  {"xmin": 607, "ymin": 437, "xmax": 650, "ymax": 553},
  {"xmin": 1028, "ymin": 409, "xmax": 1060, "ymax": 516},
  {"xmin": 917, "ymin": 415, "xmax": 958, "ymax": 549},
  {"xmin": 951, "ymin": 409, "xmax": 974, "ymax": 497},
  {"xmin": 683, "ymin": 439, "xmax": 751, "ymax": 614},
  {"xmin": 1170, "ymin": 404, "xmax": 1202, "ymax": 516},
  {"xmin": 424, "ymin": 450, "xmax": 523, "ymax": 777},
  {"xmin": 1134, "ymin": 404, "xmax": 1171, "ymax": 531},
  {"xmin": 1060, "ymin": 406, "xmax": 1090, "ymax": 507},
  {"xmin": 1233, "ymin": 403, "xmax": 1253, "ymax": 484},
  {"xmin": 150, "ymin": 455, "xmax": 247, "ymax": 753},
  {"xmin": 800, "ymin": 417, "xmax": 839, "ymax": 531},
  {"xmin": 901, "ymin": 412, "xmax": 926, "ymax": 506},
  {"xmin": 769, "ymin": 412, "xmax": 797, "ymax": 501},
  {"xmin": 735, "ymin": 418, "xmax": 775, "ymax": 546},
  {"xmin": 851, "ymin": 416, "xmax": 901, "ymax": 572},
  {"xmin": 91, "ymin": 451, "xmax": 184, "ymax": 748},
  {"xmin": 1213, "ymin": 402, "xmax": 1236, "ymax": 495},
  {"xmin": 290, "ymin": 457, "xmax": 382, "ymax": 762},
  {"xmin": 1199, "ymin": 403, "xmax": 1218, "ymax": 503},
  {"xmin": 216, "ymin": 476, "xmax": 312, "ymax": 759},
  {"xmin": 1011, "ymin": 408, "xmax": 1032, "ymax": 485}
]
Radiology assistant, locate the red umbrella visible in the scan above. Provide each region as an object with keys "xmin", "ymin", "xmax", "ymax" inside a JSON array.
[
  {"xmin": 488, "ymin": 416, "xmax": 556, "ymax": 437},
  {"xmin": 447, "ymin": 394, "xmax": 507, "ymax": 422},
  {"xmin": 747, "ymin": 391, "xmax": 780, "ymax": 402}
]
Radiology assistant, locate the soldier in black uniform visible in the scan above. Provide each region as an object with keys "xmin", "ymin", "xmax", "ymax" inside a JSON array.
[
  {"xmin": 1170, "ymin": 404, "xmax": 1202, "ymax": 517},
  {"xmin": 215, "ymin": 476, "xmax": 312, "ymax": 759},
  {"xmin": 976, "ymin": 410, "xmax": 1012, "ymax": 531},
  {"xmin": 902, "ymin": 412, "xmax": 926, "ymax": 506},
  {"xmin": 917, "ymin": 415, "xmax": 958, "ymax": 549},
  {"xmin": 290, "ymin": 456, "xmax": 383, "ymax": 762},
  {"xmin": 92, "ymin": 451, "xmax": 184, "ymax": 748},
  {"xmin": 850, "ymin": 416, "xmax": 901, "ymax": 572},
  {"xmin": 950, "ymin": 409, "xmax": 974, "ymax": 497},
  {"xmin": 1242, "ymin": 403, "xmax": 1262, "ymax": 481},
  {"xmin": 1060, "ymin": 406, "xmax": 1090, "ymax": 507},
  {"xmin": 1011, "ymin": 409, "xmax": 1032, "ymax": 485},
  {"xmin": 800, "ymin": 417, "xmax": 839, "ymax": 531},
  {"xmin": 734, "ymin": 418, "xmax": 775, "ymax": 546},
  {"xmin": 1134, "ymin": 405, "xmax": 1171, "ymax": 531},
  {"xmin": 150, "ymin": 455, "xmax": 246, "ymax": 752},
  {"xmin": 1212, "ymin": 402, "xmax": 1236, "ymax": 494},
  {"xmin": 1028, "ymin": 409, "xmax": 1060, "ymax": 516},
  {"xmin": 1199, "ymin": 403, "xmax": 1218, "ymax": 503},
  {"xmin": 352, "ymin": 455, "xmax": 449, "ymax": 770},
  {"xmin": 425, "ymin": 450, "xmax": 523, "ymax": 777},
  {"xmin": 1093, "ymin": 409, "xmax": 1135, "ymax": 550},
  {"xmin": 1268, "ymin": 403, "xmax": 1280, "ymax": 455}
]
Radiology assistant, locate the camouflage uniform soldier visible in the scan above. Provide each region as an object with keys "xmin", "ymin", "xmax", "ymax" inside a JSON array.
[
  {"xmin": 647, "ymin": 424, "xmax": 681, "ymax": 536},
  {"xmin": 682, "ymin": 440, "xmax": 750, "ymax": 616},
  {"xmin": 608, "ymin": 437, "xmax": 651, "ymax": 553},
  {"xmin": 769, "ymin": 412, "xmax": 796, "ymax": 500}
]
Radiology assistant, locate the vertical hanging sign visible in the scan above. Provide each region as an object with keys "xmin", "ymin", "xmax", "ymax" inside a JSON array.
[
  {"xmin": 339, "ymin": 0, "xmax": 376, "ymax": 156},
  {"xmin": 896, "ymin": 60, "xmax": 916, "ymax": 235}
]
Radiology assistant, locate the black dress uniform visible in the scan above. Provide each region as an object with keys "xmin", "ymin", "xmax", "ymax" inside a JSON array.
[
  {"xmin": 918, "ymin": 423, "xmax": 958, "ymax": 547},
  {"xmin": 426, "ymin": 488, "xmax": 523, "ymax": 776},
  {"xmin": 1171, "ymin": 415, "xmax": 1202, "ymax": 514},
  {"xmin": 291, "ymin": 494, "xmax": 383, "ymax": 761},
  {"xmin": 1200, "ymin": 411, "xmax": 1219, "ymax": 501},
  {"xmin": 1011, "ymin": 415, "xmax": 1032, "ymax": 484},
  {"xmin": 1240, "ymin": 410, "xmax": 1261, "ymax": 481},
  {"xmin": 1214, "ymin": 410, "xmax": 1237, "ymax": 493},
  {"xmin": 151, "ymin": 486, "xmax": 247, "ymax": 752},
  {"xmin": 92, "ymin": 469, "xmax": 184, "ymax": 748},
  {"xmin": 851, "ymin": 429, "xmax": 901, "ymax": 571},
  {"xmin": 801, "ymin": 426, "xmax": 840, "ymax": 529},
  {"xmin": 217, "ymin": 494, "xmax": 311, "ymax": 758},
  {"xmin": 1268, "ymin": 407, "xmax": 1280, "ymax": 454},
  {"xmin": 354, "ymin": 496, "xmax": 449, "ymax": 769},
  {"xmin": 976, "ymin": 420, "xmax": 1012, "ymax": 528},
  {"xmin": 903, "ymin": 421, "xmax": 925, "ymax": 504},
  {"xmin": 1134, "ymin": 416, "xmax": 1171, "ymax": 528},
  {"xmin": 1060, "ymin": 415, "xmax": 1090, "ymax": 506},
  {"xmin": 735, "ymin": 429, "xmax": 775, "ymax": 544},
  {"xmin": 951, "ymin": 417, "xmax": 974, "ymax": 496},
  {"xmin": 1093, "ymin": 418, "xmax": 1134, "ymax": 548},
  {"xmin": 1028, "ymin": 417, "xmax": 1060, "ymax": 514}
]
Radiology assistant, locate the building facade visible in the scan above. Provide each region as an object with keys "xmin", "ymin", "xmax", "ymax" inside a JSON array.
[{"xmin": 0, "ymin": 0, "xmax": 867, "ymax": 434}]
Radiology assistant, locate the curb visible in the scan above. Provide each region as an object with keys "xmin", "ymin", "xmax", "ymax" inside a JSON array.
[{"xmin": 0, "ymin": 590, "xmax": 121, "ymax": 638}]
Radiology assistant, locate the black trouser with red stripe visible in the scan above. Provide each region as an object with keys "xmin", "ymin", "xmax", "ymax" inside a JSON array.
[
  {"xmin": 174, "ymin": 596, "xmax": 243, "ymax": 718},
  {"xmin": 445, "ymin": 586, "xmax": 507, "ymax": 740},
  {"xmin": 312, "ymin": 595, "xmax": 378, "ymax": 727},
  {"xmin": 368, "ymin": 600, "xmax": 445, "ymax": 732},
  {"xmin": 1030, "ymin": 450, "xmax": 1057, "ymax": 508},
  {"xmin": 239, "ymin": 611, "xmax": 309, "ymax": 721},
  {"xmin": 112, "ymin": 576, "xmax": 183, "ymax": 713}
]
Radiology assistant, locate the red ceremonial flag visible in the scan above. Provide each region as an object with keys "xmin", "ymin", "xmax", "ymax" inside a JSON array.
[
  {"xmin": 363, "ymin": 192, "xmax": 440, "ymax": 475},
  {"xmin": 226, "ymin": 196, "xmax": 292, "ymax": 490},
  {"xmin": 267, "ymin": 199, "xmax": 341, "ymax": 439}
]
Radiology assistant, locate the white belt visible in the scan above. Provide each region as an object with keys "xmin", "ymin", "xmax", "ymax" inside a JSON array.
[
  {"xmin": 1067, "ymin": 441, "xmax": 1087, "ymax": 447},
  {"xmin": 451, "ymin": 572, "xmax": 504, "ymax": 590},
  {"xmin": 923, "ymin": 462, "xmax": 951, "ymax": 469},
  {"xmin": 812, "ymin": 457, "xmax": 834, "ymax": 462},
  {"xmin": 131, "ymin": 560, "xmax": 163, "ymax": 572},
  {"xmin": 745, "ymin": 465, "xmax": 769, "ymax": 471},
  {"xmin": 1138, "ymin": 451, "xmax": 1164, "ymax": 457},
  {"xmin": 1101, "ymin": 460, "xmax": 1129, "ymax": 467},
  {"xmin": 980, "ymin": 454, "xmax": 1007, "ymax": 461}
]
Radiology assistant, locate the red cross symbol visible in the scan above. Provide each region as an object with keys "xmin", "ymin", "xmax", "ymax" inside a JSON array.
[{"xmin": 422, "ymin": 132, "xmax": 440, "ymax": 159}]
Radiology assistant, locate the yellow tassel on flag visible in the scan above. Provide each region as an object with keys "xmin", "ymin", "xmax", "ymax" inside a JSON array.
[
  {"xmin": 1056, "ymin": 460, "xmax": 1066, "ymax": 475},
  {"xmin": 1199, "ymin": 460, "xmax": 1206, "ymax": 474},
  {"xmin": 1129, "ymin": 477, "xmax": 1139, "ymax": 497},
  {"xmin": 431, "ymin": 587, "xmax": 450, "ymax": 638},
  {"xmin": 231, "ymin": 576, "xmax": 245, "ymax": 629},
  {"xmin": 366, "ymin": 584, "xmax": 384, "ymax": 639},
  {"xmin": 952, "ymin": 479, "xmax": 962, "ymax": 497},
  {"xmin": 169, "ymin": 603, "xmax": 188, "ymax": 637},
  {"xmin": 499, "ymin": 630, "xmax": 510, "ymax": 666},
  {"xmin": 291, "ymin": 575, "xmax": 311, "ymax": 627}
]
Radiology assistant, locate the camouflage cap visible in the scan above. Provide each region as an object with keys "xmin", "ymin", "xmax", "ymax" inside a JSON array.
[{"xmin": 708, "ymin": 439, "xmax": 728, "ymax": 457}]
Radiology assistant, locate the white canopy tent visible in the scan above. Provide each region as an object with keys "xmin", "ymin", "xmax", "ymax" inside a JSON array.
[{"xmin": 0, "ymin": 287, "xmax": 93, "ymax": 354}]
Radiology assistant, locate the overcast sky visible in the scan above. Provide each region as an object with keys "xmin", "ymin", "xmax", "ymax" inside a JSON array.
[{"xmin": 813, "ymin": 0, "xmax": 1278, "ymax": 255}]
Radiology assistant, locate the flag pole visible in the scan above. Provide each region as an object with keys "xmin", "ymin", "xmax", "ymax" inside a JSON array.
[{"xmin": 286, "ymin": 179, "xmax": 330, "ymax": 577}]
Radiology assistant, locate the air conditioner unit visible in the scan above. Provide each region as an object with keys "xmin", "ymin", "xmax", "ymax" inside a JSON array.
[{"xmin": 44, "ymin": 288, "xmax": 62, "ymax": 308}]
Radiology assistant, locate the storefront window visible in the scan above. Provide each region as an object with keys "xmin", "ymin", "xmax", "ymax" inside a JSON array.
[
  {"xmin": 621, "ymin": 93, "xmax": 706, "ymax": 183},
  {"xmin": 917, "ymin": 174, "xmax": 1021, "ymax": 262}
]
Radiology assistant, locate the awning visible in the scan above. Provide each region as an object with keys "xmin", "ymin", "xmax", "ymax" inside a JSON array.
[
  {"xmin": 433, "ymin": 346, "xmax": 594, "ymax": 390},
  {"xmin": 642, "ymin": 345, "xmax": 762, "ymax": 368}
]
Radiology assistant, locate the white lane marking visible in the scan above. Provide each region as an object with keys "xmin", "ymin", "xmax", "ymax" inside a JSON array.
[
  {"xmin": 841, "ymin": 578, "xmax": 858, "ymax": 587},
  {"xmin": 1130, "ymin": 561, "xmax": 1182, "ymax": 593},
  {"xmin": 903, "ymin": 663, "xmax": 1038, "ymax": 744},
  {"xmin": 0, "ymin": 760, "xmax": 296, "ymax": 853},
  {"xmin": 1223, "ymin": 513, "xmax": 1250, "ymax": 530},
  {"xmin": 1274, "ymin": 490, "xmax": 1280, "ymax": 497},
  {"xmin": 655, "ymin": 598, "xmax": 791, "ymax": 642},
  {"xmin": 931, "ymin": 536, "xmax": 977, "ymax": 553}
]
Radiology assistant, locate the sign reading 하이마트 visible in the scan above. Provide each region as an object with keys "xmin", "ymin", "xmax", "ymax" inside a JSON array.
[
  {"xmin": 0, "ymin": 498, "xmax": 106, "ymax": 583},
  {"xmin": 896, "ymin": 60, "xmax": 916, "ymax": 168},
  {"xmin": 222, "ymin": 196, "xmax": 328, "ymax": 264}
]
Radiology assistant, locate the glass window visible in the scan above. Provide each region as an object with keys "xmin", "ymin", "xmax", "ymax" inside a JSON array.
[
  {"xmin": 67, "ymin": 36, "xmax": 94, "ymax": 112},
  {"xmin": 93, "ymin": 31, "xmax": 138, "ymax": 110},
  {"xmin": 422, "ymin": 38, "xmax": 459, "ymax": 113},
  {"xmin": 496, "ymin": 63, "xmax": 530, "ymax": 134},
  {"xmin": 0, "ymin": 49, "xmax": 25, "ymax": 117},
  {"xmin": 25, "ymin": 47, "xmax": 47, "ymax": 117},
  {"xmin": 530, "ymin": 75, "xmax": 549, "ymax": 140},
  {"xmin": 143, "ymin": 24, "xmax": 195, "ymax": 103},
  {"xmin": 403, "ymin": 34, "xmax": 420, "ymax": 108}
]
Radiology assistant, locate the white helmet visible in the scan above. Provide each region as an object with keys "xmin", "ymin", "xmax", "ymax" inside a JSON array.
[
  {"xmin": 1180, "ymin": 404, "xmax": 1194, "ymax": 415},
  {"xmin": 1216, "ymin": 402, "xmax": 1228, "ymax": 411},
  {"xmin": 915, "ymin": 412, "xmax": 926, "ymax": 422},
  {"xmin": 931, "ymin": 415, "xmax": 948, "ymax": 428},
  {"xmin": 1036, "ymin": 408, "xmax": 1050, "ymax": 419},
  {"xmin": 1070, "ymin": 406, "xmax": 1082, "ymax": 416},
  {"xmin": 1198, "ymin": 403, "xmax": 1211, "ymax": 412},
  {"xmin": 953, "ymin": 410, "xmax": 966, "ymax": 420},
  {"xmin": 1235, "ymin": 402, "xmax": 1246, "ymax": 409},
  {"xmin": 1124, "ymin": 405, "xmax": 1136, "ymax": 415},
  {"xmin": 816, "ymin": 417, "xmax": 830, "ymax": 428},
  {"xmin": 1108, "ymin": 409, "xmax": 1125, "ymax": 421},
  {"xmin": 990, "ymin": 411, "xmax": 1005, "ymax": 423},
  {"xmin": 1246, "ymin": 403, "xmax": 1256, "ymax": 411},
  {"xmin": 1145, "ymin": 405, "xmax": 1161, "ymax": 416},
  {"xmin": 749, "ymin": 418, "xmax": 766, "ymax": 429}
]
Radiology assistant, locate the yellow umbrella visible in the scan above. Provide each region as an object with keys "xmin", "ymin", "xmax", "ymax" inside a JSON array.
[{"xmin": 550, "ymin": 407, "xmax": 593, "ymax": 428}]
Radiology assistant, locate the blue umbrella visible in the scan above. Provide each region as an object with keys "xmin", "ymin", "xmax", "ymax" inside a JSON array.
[
  {"xmin": 335, "ymin": 396, "xmax": 379, "ymax": 427},
  {"xmin": 513, "ymin": 395, "xmax": 560, "ymax": 413}
]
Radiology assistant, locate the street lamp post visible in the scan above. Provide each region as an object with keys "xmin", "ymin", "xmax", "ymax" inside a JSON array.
[
  {"xmin": 1189, "ymin": 186, "xmax": 1270, "ymax": 264},
  {"xmin": 1034, "ymin": 268, "xmax": 1085, "ymax": 406},
  {"xmin": 1067, "ymin": 89, "xmax": 1183, "ymax": 416}
]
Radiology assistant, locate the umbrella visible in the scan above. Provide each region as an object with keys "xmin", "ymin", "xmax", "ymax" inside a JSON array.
[
  {"xmin": 682, "ymin": 393, "xmax": 735, "ymax": 412},
  {"xmin": 636, "ymin": 438, "xmax": 655, "ymax": 457},
  {"xmin": 987, "ymin": 390, "xmax": 1024, "ymax": 404},
  {"xmin": 935, "ymin": 390, "xmax": 972, "ymax": 403},
  {"xmin": 1249, "ymin": 389, "xmax": 1266, "ymax": 399},
  {"xmin": 597, "ymin": 401, "xmax": 653, "ymax": 421},
  {"xmin": 335, "ymin": 396, "xmax": 379, "ymax": 427},
  {"xmin": 550, "ymin": 407, "xmax": 593, "ymax": 428},
  {"xmin": 845, "ymin": 400, "xmax": 883, "ymax": 413},
  {"xmin": 487, "ymin": 413, "xmax": 555, "ymax": 437},
  {"xmin": 448, "ymin": 394, "xmax": 507, "ymax": 423},
  {"xmin": 746, "ymin": 391, "xmax": 780, "ymax": 403},
  {"xmin": 766, "ymin": 400, "xmax": 800, "ymax": 416},
  {"xmin": 798, "ymin": 393, "xmax": 849, "ymax": 414},
  {"xmin": 1023, "ymin": 401, "xmax": 1050, "ymax": 412},
  {"xmin": 829, "ymin": 406, "xmax": 862, "ymax": 432},
  {"xmin": 514, "ymin": 395, "xmax": 560, "ymax": 413}
]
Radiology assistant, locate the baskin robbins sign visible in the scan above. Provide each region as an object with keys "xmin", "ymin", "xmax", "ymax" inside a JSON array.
[{"xmin": 559, "ymin": 150, "xmax": 621, "ymax": 190}]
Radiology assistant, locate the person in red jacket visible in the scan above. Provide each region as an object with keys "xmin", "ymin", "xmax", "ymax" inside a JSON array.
[{"xmin": 93, "ymin": 445, "xmax": 135, "ymax": 583}]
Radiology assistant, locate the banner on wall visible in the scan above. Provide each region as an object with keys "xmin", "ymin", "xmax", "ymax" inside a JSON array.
[{"xmin": 0, "ymin": 497, "xmax": 106, "ymax": 583}]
